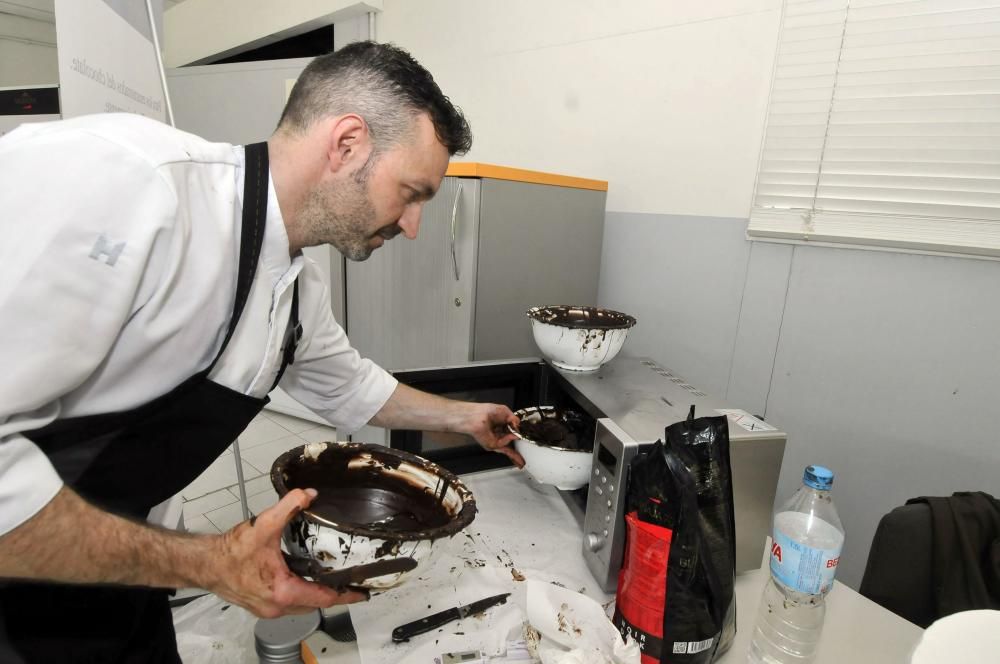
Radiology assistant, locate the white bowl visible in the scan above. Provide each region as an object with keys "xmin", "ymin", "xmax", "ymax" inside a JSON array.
[
  {"xmin": 511, "ymin": 407, "xmax": 594, "ymax": 491},
  {"xmin": 526, "ymin": 305, "xmax": 636, "ymax": 372},
  {"xmin": 271, "ymin": 442, "xmax": 476, "ymax": 589}
]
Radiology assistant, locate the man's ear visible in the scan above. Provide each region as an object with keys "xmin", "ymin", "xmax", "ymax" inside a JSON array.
[{"xmin": 326, "ymin": 114, "xmax": 372, "ymax": 174}]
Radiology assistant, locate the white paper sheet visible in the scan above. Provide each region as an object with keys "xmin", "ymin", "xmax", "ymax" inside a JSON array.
[{"xmin": 350, "ymin": 469, "xmax": 614, "ymax": 664}]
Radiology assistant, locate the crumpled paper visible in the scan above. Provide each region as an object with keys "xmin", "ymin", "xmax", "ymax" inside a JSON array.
[
  {"xmin": 172, "ymin": 593, "xmax": 257, "ymax": 664},
  {"xmin": 527, "ymin": 579, "xmax": 640, "ymax": 664}
]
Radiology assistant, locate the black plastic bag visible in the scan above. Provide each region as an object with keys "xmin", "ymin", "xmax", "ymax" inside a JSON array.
[{"xmin": 613, "ymin": 407, "xmax": 736, "ymax": 663}]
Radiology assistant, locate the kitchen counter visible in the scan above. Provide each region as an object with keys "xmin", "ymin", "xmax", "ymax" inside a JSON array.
[{"xmin": 308, "ymin": 468, "xmax": 923, "ymax": 663}]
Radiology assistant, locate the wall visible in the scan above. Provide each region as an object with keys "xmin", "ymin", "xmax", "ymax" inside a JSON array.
[
  {"xmin": 380, "ymin": 0, "xmax": 781, "ymax": 217},
  {"xmin": 380, "ymin": 0, "xmax": 1000, "ymax": 590},
  {"xmin": 0, "ymin": 0, "xmax": 164, "ymax": 92},
  {"xmin": 0, "ymin": 13, "xmax": 58, "ymax": 87}
]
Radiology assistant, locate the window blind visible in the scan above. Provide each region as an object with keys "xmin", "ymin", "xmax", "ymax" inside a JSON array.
[{"xmin": 748, "ymin": 0, "xmax": 1000, "ymax": 258}]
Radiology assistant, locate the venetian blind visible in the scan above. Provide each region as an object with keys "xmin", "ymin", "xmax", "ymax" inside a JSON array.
[{"xmin": 748, "ymin": 0, "xmax": 1000, "ymax": 258}]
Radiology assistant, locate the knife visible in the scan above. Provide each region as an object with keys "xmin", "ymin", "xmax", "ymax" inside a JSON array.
[{"xmin": 391, "ymin": 592, "xmax": 511, "ymax": 642}]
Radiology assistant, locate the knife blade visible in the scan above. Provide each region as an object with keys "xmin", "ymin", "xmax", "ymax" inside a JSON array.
[{"xmin": 391, "ymin": 592, "xmax": 511, "ymax": 642}]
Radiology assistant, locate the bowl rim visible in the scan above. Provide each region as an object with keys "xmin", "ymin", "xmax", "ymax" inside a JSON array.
[
  {"xmin": 509, "ymin": 406, "xmax": 595, "ymax": 454},
  {"xmin": 525, "ymin": 305, "xmax": 637, "ymax": 330},
  {"xmin": 270, "ymin": 442, "xmax": 477, "ymax": 542}
]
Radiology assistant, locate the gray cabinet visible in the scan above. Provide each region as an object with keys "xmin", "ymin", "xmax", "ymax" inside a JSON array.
[{"xmin": 346, "ymin": 168, "xmax": 607, "ymax": 370}]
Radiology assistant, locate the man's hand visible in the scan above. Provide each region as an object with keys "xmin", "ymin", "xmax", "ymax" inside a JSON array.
[
  {"xmin": 206, "ymin": 488, "xmax": 367, "ymax": 618},
  {"xmin": 371, "ymin": 384, "xmax": 525, "ymax": 467},
  {"xmin": 0, "ymin": 486, "xmax": 366, "ymax": 621},
  {"xmin": 459, "ymin": 402, "xmax": 524, "ymax": 467}
]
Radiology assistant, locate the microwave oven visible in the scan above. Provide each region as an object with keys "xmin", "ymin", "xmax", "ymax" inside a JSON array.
[{"xmin": 365, "ymin": 356, "xmax": 786, "ymax": 593}]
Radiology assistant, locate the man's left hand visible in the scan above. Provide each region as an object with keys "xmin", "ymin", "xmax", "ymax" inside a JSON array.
[
  {"xmin": 461, "ymin": 402, "xmax": 524, "ymax": 467},
  {"xmin": 371, "ymin": 384, "xmax": 525, "ymax": 467}
]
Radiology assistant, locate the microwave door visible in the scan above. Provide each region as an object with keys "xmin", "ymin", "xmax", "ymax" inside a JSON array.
[{"xmin": 387, "ymin": 359, "xmax": 547, "ymax": 475}]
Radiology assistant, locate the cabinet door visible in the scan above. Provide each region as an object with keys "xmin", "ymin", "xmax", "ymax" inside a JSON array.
[
  {"xmin": 474, "ymin": 180, "xmax": 606, "ymax": 360},
  {"xmin": 346, "ymin": 177, "xmax": 481, "ymax": 370}
]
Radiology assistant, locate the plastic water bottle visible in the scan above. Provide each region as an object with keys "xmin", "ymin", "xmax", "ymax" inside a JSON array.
[{"xmin": 747, "ymin": 465, "xmax": 844, "ymax": 664}]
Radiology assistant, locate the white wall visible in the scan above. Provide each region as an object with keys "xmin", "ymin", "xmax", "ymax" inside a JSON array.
[
  {"xmin": 379, "ymin": 0, "xmax": 782, "ymax": 216},
  {"xmin": 0, "ymin": 13, "xmax": 58, "ymax": 87}
]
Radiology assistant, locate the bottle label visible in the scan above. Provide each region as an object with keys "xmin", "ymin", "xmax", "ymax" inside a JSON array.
[{"xmin": 770, "ymin": 530, "xmax": 842, "ymax": 595}]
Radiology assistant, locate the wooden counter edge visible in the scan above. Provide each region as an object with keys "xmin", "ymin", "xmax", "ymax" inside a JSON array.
[{"xmin": 446, "ymin": 162, "xmax": 608, "ymax": 192}]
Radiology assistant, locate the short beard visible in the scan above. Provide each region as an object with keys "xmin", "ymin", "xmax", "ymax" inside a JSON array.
[{"xmin": 296, "ymin": 159, "xmax": 379, "ymax": 261}]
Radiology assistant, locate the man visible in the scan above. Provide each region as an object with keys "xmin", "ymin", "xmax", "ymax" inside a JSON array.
[{"xmin": 0, "ymin": 41, "xmax": 523, "ymax": 662}]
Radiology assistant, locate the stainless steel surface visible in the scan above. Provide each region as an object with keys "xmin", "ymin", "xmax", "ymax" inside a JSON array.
[
  {"xmin": 255, "ymin": 610, "xmax": 321, "ymax": 661},
  {"xmin": 582, "ymin": 418, "xmax": 639, "ymax": 591},
  {"xmin": 345, "ymin": 175, "xmax": 605, "ymax": 371},
  {"xmin": 570, "ymin": 356, "xmax": 786, "ymax": 590},
  {"xmin": 473, "ymin": 179, "xmax": 606, "ymax": 361},
  {"xmin": 346, "ymin": 177, "xmax": 481, "ymax": 370}
]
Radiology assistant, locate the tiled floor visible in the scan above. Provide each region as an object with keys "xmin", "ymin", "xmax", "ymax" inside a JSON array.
[
  {"xmin": 174, "ymin": 412, "xmax": 363, "ymax": 662},
  {"xmin": 180, "ymin": 410, "xmax": 338, "ymax": 534}
]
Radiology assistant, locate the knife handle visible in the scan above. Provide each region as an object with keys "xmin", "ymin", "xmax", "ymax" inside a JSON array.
[{"xmin": 391, "ymin": 606, "xmax": 463, "ymax": 642}]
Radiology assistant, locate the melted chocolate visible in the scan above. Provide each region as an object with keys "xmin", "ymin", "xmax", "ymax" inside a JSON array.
[
  {"xmin": 281, "ymin": 446, "xmax": 453, "ymax": 533},
  {"xmin": 527, "ymin": 305, "xmax": 636, "ymax": 330},
  {"xmin": 518, "ymin": 408, "xmax": 594, "ymax": 452}
]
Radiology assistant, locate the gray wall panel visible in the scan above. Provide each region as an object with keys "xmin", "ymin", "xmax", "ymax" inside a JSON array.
[
  {"xmin": 600, "ymin": 213, "xmax": 1000, "ymax": 589},
  {"xmin": 763, "ymin": 245, "xmax": 1000, "ymax": 588},
  {"xmin": 726, "ymin": 241, "xmax": 793, "ymax": 416},
  {"xmin": 597, "ymin": 212, "xmax": 752, "ymax": 399},
  {"xmin": 474, "ymin": 180, "xmax": 605, "ymax": 360},
  {"xmin": 166, "ymin": 57, "xmax": 313, "ymax": 145}
]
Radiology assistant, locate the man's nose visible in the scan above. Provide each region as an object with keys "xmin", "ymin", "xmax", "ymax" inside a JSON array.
[{"xmin": 398, "ymin": 204, "xmax": 422, "ymax": 240}]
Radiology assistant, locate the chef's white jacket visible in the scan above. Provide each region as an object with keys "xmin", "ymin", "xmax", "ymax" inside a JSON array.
[{"xmin": 0, "ymin": 114, "xmax": 398, "ymax": 536}]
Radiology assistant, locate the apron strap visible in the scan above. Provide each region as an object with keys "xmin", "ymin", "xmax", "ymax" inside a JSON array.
[
  {"xmin": 209, "ymin": 141, "xmax": 270, "ymax": 372},
  {"xmin": 271, "ymin": 280, "xmax": 302, "ymax": 392}
]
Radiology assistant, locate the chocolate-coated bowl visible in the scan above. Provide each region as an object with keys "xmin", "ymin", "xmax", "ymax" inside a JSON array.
[
  {"xmin": 510, "ymin": 406, "xmax": 595, "ymax": 491},
  {"xmin": 271, "ymin": 442, "xmax": 476, "ymax": 589},
  {"xmin": 526, "ymin": 305, "xmax": 637, "ymax": 371}
]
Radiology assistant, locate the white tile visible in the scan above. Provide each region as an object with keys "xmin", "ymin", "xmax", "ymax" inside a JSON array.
[
  {"xmin": 181, "ymin": 455, "xmax": 259, "ymax": 501},
  {"xmin": 297, "ymin": 425, "xmax": 339, "ymax": 445},
  {"xmin": 183, "ymin": 514, "xmax": 221, "ymax": 535},
  {"xmin": 182, "ymin": 489, "xmax": 237, "ymax": 521},
  {"xmin": 240, "ymin": 434, "xmax": 304, "ymax": 477},
  {"xmin": 237, "ymin": 415, "xmax": 293, "ymax": 450},
  {"xmin": 227, "ymin": 474, "xmax": 273, "ymax": 500},
  {"xmin": 266, "ymin": 411, "xmax": 321, "ymax": 434},
  {"xmin": 204, "ymin": 500, "xmax": 251, "ymax": 532},
  {"xmin": 247, "ymin": 487, "xmax": 281, "ymax": 516}
]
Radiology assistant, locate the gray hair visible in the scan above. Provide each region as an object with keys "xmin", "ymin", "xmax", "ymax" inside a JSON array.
[{"xmin": 277, "ymin": 41, "xmax": 472, "ymax": 156}]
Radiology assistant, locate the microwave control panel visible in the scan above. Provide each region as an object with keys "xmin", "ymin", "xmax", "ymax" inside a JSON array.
[{"xmin": 581, "ymin": 418, "xmax": 652, "ymax": 593}]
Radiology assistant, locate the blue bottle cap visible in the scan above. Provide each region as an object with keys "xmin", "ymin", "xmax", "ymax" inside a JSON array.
[{"xmin": 803, "ymin": 465, "xmax": 834, "ymax": 491}]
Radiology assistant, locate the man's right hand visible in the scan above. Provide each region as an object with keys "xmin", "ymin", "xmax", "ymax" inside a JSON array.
[
  {"xmin": 0, "ymin": 485, "xmax": 366, "ymax": 620},
  {"xmin": 206, "ymin": 488, "xmax": 368, "ymax": 618}
]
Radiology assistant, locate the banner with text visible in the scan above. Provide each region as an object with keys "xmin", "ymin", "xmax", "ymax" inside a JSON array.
[{"xmin": 54, "ymin": 0, "xmax": 166, "ymax": 122}]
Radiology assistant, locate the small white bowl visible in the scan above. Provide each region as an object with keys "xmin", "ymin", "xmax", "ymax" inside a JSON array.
[
  {"xmin": 526, "ymin": 305, "xmax": 636, "ymax": 372},
  {"xmin": 511, "ymin": 407, "xmax": 594, "ymax": 491}
]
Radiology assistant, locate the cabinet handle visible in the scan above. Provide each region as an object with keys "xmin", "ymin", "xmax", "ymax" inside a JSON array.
[{"xmin": 450, "ymin": 183, "xmax": 463, "ymax": 281}]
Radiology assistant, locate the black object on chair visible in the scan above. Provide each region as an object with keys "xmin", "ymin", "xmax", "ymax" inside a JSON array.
[{"xmin": 860, "ymin": 492, "xmax": 1000, "ymax": 628}]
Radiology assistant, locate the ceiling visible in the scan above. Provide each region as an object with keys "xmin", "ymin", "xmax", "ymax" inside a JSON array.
[{"xmin": 0, "ymin": 0, "xmax": 188, "ymax": 23}]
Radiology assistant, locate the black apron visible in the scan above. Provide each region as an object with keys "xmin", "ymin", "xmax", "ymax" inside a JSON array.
[{"xmin": 0, "ymin": 142, "xmax": 302, "ymax": 663}]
